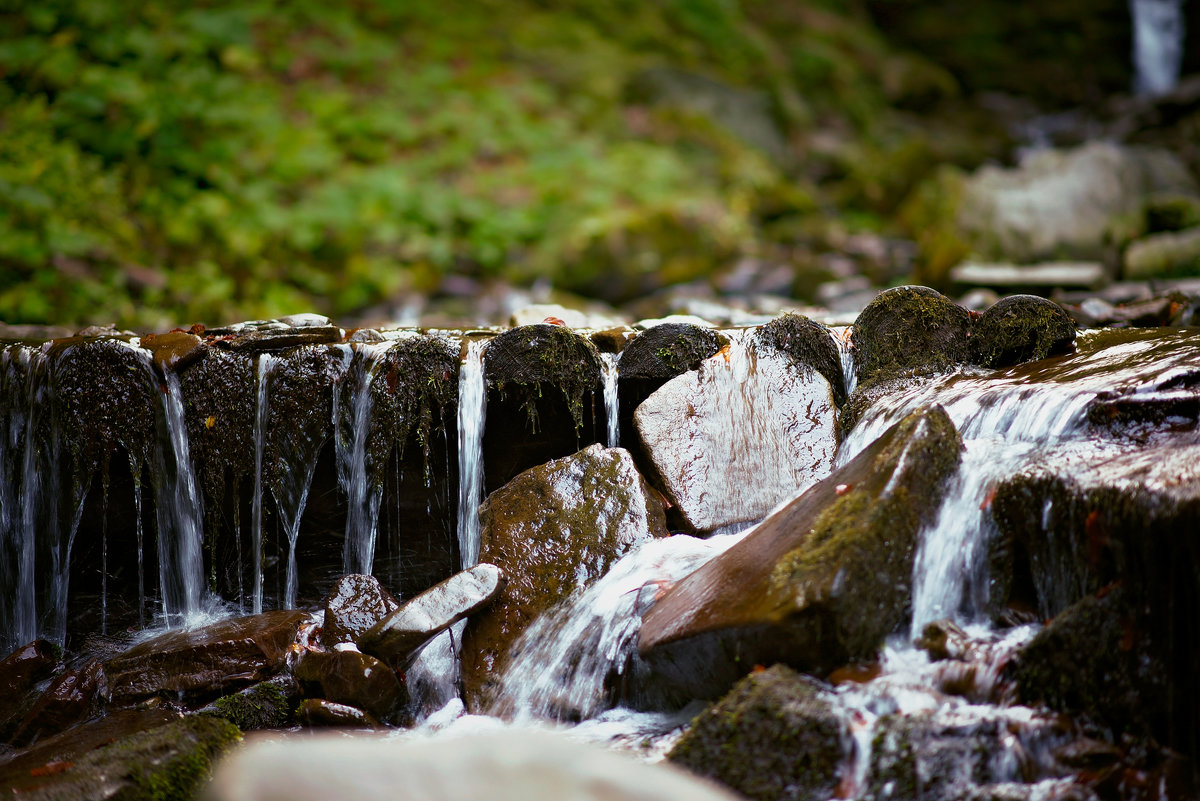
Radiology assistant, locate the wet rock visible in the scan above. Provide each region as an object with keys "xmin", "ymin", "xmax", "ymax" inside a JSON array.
[
  {"xmin": 2, "ymin": 714, "xmax": 240, "ymax": 799},
  {"xmin": 509, "ymin": 303, "xmax": 623, "ymax": 330},
  {"xmin": 278, "ymin": 313, "xmax": 331, "ymax": 328},
  {"xmin": 915, "ymin": 619, "xmax": 973, "ymax": 662},
  {"xmin": 753, "ymin": 313, "xmax": 846, "ymax": 406},
  {"xmin": 589, "ymin": 326, "xmax": 633, "ymax": 354},
  {"xmin": 140, "ymin": 330, "xmax": 206, "ymax": 374},
  {"xmin": 294, "ymin": 698, "xmax": 383, "ymax": 729},
  {"xmin": 104, "ymin": 610, "xmax": 307, "ymax": 704},
  {"xmin": 293, "ymin": 648, "xmax": 406, "ymax": 722},
  {"xmin": 482, "ymin": 323, "xmax": 604, "ymax": 493},
  {"xmin": 347, "ymin": 327, "xmax": 386, "ymax": 343},
  {"xmin": 200, "ymin": 674, "xmax": 301, "ymax": 731},
  {"xmin": 991, "ymin": 442, "xmax": 1200, "ymax": 759},
  {"xmin": 850, "ymin": 286, "xmax": 972, "ymax": 387},
  {"xmin": 618, "ymin": 323, "xmax": 721, "ymax": 381},
  {"xmin": 839, "ymin": 374, "xmax": 925, "ymax": 437},
  {"xmin": 461, "ymin": 445, "xmax": 667, "ymax": 707},
  {"xmin": 9, "ymin": 659, "xmax": 107, "ymax": 747},
  {"xmin": 74, "ymin": 324, "xmax": 136, "ymax": 338},
  {"xmin": 225, "ymin": 325, "xmax": 342, "ymax": 353},
  {"xmin": 1009, "ymin": 587, "xmax": 1166, "ymax": 744},
  {"xmin": 1062, "ymin": 293, "xmax": 1192, "ymax": 328},
  {"xmin": 968, "ymin": 295, "xmax": 1076, "ymax": 368},
  {"xmin": 358, "ymin": 563, "xmax": 505, "ymax": 670},
  {"xmin": 667, "ymin": 665, "xmax": 846, "ymax": 801},
  {"xmin": 634, "ymin": 340, "xmax": 838, "ymax": 532},
  {"xmin": 949, "ymin": 261, "xmax": 1107, "ymax": 291},
  {"xmin": 205, "ymin": 729, "xmax": 744, "ymax": 801},
  {"xmin": 955, "ymin": 142, "xmax": 1196, "ymax": 265},
  {"xmin": 1124, "ymin": 226, "xmax": 1200, "ymax": 280},
  {"xmin": 0, "ymin": 639, "xmax": 62, "ymax": 701},
  {"xmin": 638, "ymin": 406, "xmax": 962, "ymax": 702},
  {"xmin": 264, "ymin": 346, "xmax": 343, "ymax": 493},
  {"xmin": 320, "ymin": 574, "xmax": 400, "ymax": 648}
]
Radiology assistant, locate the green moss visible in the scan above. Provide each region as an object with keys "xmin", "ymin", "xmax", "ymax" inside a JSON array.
[
  {"xmin": 619, "ymin": 323, "xmax": 719, "ymax": 381},
  {"xmin": 484, "ymin": 324, "xmax": 602, "ymax": 434},
  {"xmin": 968, "ymin": 295, "xmax": 1076, "ymax": 368},
  {"xmin": 206, "ymin": 677, "xmax": 296, "ymax": 731},
  {"xmin": 850, "ymin": 285, "xmax": 971, "ymax": 386}
]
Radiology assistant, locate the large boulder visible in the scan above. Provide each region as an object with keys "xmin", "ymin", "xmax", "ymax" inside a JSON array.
[
  {"xmin": 1, "ymin": 714, "xmax": 240, "ymax": 799},
  {"xmin": 292, "ymin": 649, "xmax": 406, "ymax": 722},
  {"xmin": 849, "ymin": 286, "xmax": 971, "ymax": 387},
  {"xmin": 967, "ymin": 294, "xmax": 1077, "ymax": 368},
  {"xmin": 955, "ymin": 142, "xmax": 1197, "ymax": 265},
  {"xmin": 320, "ymin": 574, "xmax": 400, "ymax": 648},
  {"xmin": 634, "ymin": 338, "xmax": 838, "ymax": 533},
  {"xmin": 358, "ymin": 563, "xmax": 505, "ymax": 670},
  {"xmin": 461, "ymin": 444, "xmax": 667, "ymax": 707},
  {"xmin": 667, "ymin": 665, "xmax": 846, "ymax": 801},
  {"xmin": 104, "ymin": 610, "xmax": 307, "ymax": 705},
  {"xmin": 638, "ymin": 406, "xmax": 962, "ymax": 702},
  {"xmin": 204, "ymin": 729, "xmax": 743, "ymax": 801},
  {"xmin": 0, "ymin": 640, "xmax": 62, "ymax": 739}
]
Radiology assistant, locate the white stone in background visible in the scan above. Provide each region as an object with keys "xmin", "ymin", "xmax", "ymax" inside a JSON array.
[
  {"xmin": 950, "ymin": 261, "xmax": 1106, "ymax": 289},
  {"xmin": 633, "ymin": 313, "xmax": 716, "ymax": 329},
  {"xmin": 508, "ymin": 303, "xmax": 624, "ymax": 329},
  {"xmin": 278, "ymin": 312, "xmax": 331, "ymax": 328},
  {"xmin": 204, "ymin": 729, "xmax": 744, "ymax": 801},
  {"xmin": 634, "ymin": 336, "xmax": 838, "ymax": 532}
]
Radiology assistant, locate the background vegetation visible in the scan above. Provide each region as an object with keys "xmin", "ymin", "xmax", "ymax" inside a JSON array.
[{"xmin": 0, "ymin": 0, "xmax": 1133, "ymax": 328}]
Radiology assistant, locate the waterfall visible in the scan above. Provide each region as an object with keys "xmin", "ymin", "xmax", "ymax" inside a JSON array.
[
  {"xmin": 601, "ymin": 351, "xmax": 620, "ymax": 448},
  {"xmin": 831, "ymin": 326, "xmax": 857, "ymax": 399},
  {"xmin": 250, "ymin": 353, "xmax": 278, "ymax": 615},
  {"xmin": 456, "ymin": 338, "xmax": 487, "ymax": 569},
  {"xmin": 152, "ymin": 368, "xmax": 207, "ymax": 626},
  {"xmin": 1131, "ymin": 0, "xmax": 1185, "ymax": 96},
  {"xmin": 337, "ymin": 343, "xmax": 390, "ymax": 577}
]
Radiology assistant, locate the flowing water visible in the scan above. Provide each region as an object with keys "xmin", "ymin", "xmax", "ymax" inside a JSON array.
[
  {"xmin": 336, "ymin": 343, "xmax": 392, "ymax": 577},
  {"xmin": 1131, "ymin": 0, "xmax": 1185, "ymax": 96},
  {"xmin": 250, "ymin": 353, "xmax": 279, "ymax": 615},
  {"xmin": 456, "ymin": 338, "xmax": 487, "ymax": 569},
  {"xmin": 601, "ymin": 351, "xmax": 620, "ymax": 448}
]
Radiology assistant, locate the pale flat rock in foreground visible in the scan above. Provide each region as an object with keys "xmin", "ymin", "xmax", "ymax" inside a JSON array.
[
  {"xmin": 634, "ymin": 340, "xmax": 838, "ymax": 532},
  {"xmin": 205, "ymin": 729, "xmax": 743, "ymax": 801}
]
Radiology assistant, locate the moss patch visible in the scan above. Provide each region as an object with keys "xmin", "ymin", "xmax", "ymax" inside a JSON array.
[
  {"xmin": 618, "ymin": 323, "xmax": 719, "ymax": 380},
  {"xmin": 204, "ymin": 675, "xmax": 299, "ymax": 731},
  {"xmin": 850, "ymin": 285, "xmax": 971, "ymax": 386},
  {"xmin": 968, "ymin": 294, "xmax": 1076, "ymax": 368},
  {"xmin": 754, "ymin": 313, "xmax": 846, "ymax": 406},
  {"xmin": 483, "ymin": 324, "xmax": 602, "ymax": 433}
]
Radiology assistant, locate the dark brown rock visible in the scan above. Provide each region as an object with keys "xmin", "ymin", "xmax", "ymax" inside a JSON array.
[
  {"xmin": 293, "ymin": 649, "xmax": 406, "ymax": 722},
  {"xmin": 321, "ymin": 574, "xmax": 401, "ymax": 648},
  {"xmin": 294, "ymin": 698, "xmax": 384, "ymax": 729},
  {"xmin": 8, "ymin": 659, "xmax": 107, "ymax": 748},
  {"xmin": 104, "ymin": 610, "xmax": 306, "ymax": 704},
  {"xmin": 461, "ymin": 444, "xmax": 667, "ymax": 708},
  {"xmin": 0, "ymin": 639, "xmax": 62, "ymax": 703},
  {"xmin": 358, "ymin": 564, "xmax": 505, "ymax": 670},
  {"xmin": 968, "ymin": 294, "xmax": 1076, "ymax": 368},
  {"xmin": 850, "ymin": 286, "xmax": 972, "ymax": 386},
  {"xmin": 225, "ymin": 326, "xmax": 342, "ymax": 353},
  {"xmin": 140, "ymin": 330, "xmax": 207, "ymax": 373},
  {"xmin": 638, "ymin": 406, "xmax": 962, "ymax": 703}
]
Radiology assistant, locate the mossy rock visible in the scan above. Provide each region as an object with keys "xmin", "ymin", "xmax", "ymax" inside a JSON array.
[
  {"xmin": 201, "ymin": 675, "xmax": 301, "ymax": 731},
  {"xmin": 753, "ymin": 314, "xmax": 845, "ymax": 406},
  {"xmin": 264, "ymin": 345, "xmax": 343, "ymax": 492},
  {"xmin": 838, "ymin": 374, "xmax": 926, "ymax": 438},
  {"xmin": 2, "ymin": 715, "xmax": 240, "ymax": 800},
  {"xmin": 1010, "ymin": 587, "xmax": 1166, "ymax": 743},
  {"xmin": 617, "ymin": 323, "xmax": 720, "ymax": 380},
  {"xmin": 967, "ymin": 294, "xmax": 1076, "ymax": 369},
  {"xmin": 179, "ymin": 348, "xmax": 257, "ymax": 516},
  {"xmin": 483, "ymin": 323, "xmax": 603, "ymax": 433},
  {"xmin": 667, "ymin": 665, "xmax": 845, "ymax": 801},
  {"xmin": 850, "ymin": 286, "xmax": 971, "ymax": 387}
]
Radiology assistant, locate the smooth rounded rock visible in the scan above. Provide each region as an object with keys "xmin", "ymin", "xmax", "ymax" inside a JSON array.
[
  {"xmin": 968, "ymin": 294, "xmax": 1076, "ymax": 368},
  {"xmin": 204, "ymin": 729, "xmax": 744, "ymax": 801},
  {"xmin": 294, "ymin": 698, "xmax": 383, "ymax": 729},
  {"xmin": 850, "ymin": 285, "xmax": 971, "ymax": 386},
  {"xmin": 320, "ymin": 574, "xmax": 400, "ymax": 648},
  {"xmin": 292, "ymin": 649, "xmax": 405, "ymax": 721}
]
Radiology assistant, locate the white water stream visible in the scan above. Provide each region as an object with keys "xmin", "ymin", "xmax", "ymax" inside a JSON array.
[
  {"xmin": 456, "ymin": 338, "xmax": 487, "ymax": 569},
  {"xmin": 600, "ymin": 351, "xmax": 620, "ymax": 448},
  {"xmin": 1131, "ymin": 0, "xmax": 1186, "ymax": 96},
  {"xmin": 336, "ymin": 343, "xmax": 392, "ymax": 577}
]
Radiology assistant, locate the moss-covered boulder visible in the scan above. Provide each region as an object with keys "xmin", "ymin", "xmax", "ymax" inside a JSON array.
[
  {"xmin": 104, "ymin": 610, "xmax": 306, "ymax": 705},
  {"xmin": 1009, "ymin": 587, "xmax": 1165, "ymax": 744},
  {"xmin": 319, "ymin": 574, "xmax": 400, "ymax": 648},
  {"xmin": 967, "ymin": 294, "xmax": 1076, "ymax": 368},
  {"xmin": 482, "ymin": 324, "xmax": 605, "ymax": 494},
  {"xmin": 850, "ymin": 286, "xmax": 971, "ymax": 387},
  {"xmin": 634, "ymin": 339, "xmax": 838, "ymax": 533},
  {"xmin": 461, "ymin": 444, "xmax": 667, "ymax": 708},
  {"xmin": 200, "ymin": 675, "xmax": 301, "ymax": 731},
  {"xmin": 753, "ymin": 314, "xmax": 845, "ymax": 407},
  {"xmin": 1, "ymin": 714, "xmax": 239, "ymax": 800},
  {"xmin": 292, "ymin": 648, "xmax": 406, "ymax": 723},
  {"xmin": 638, "ymin": 406, "xmax": 962, "ymax": 702},
  {"xmin": 358, "ymin": 563, "xmax": 505, "ymax": 671},
  {"xmin": 667, "ymin": 665, "xmax": 846, "ymax": 801}
]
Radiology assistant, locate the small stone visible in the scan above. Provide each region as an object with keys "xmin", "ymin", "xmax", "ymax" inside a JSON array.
[
  {"xmin": 141, "ymin": 330, "xmax": 207, "ymax": 373},
  {"xmin": 278, "ymin": 313, "xmax": 332, "ymax": 328},
  {"xmin": 294, "ymin": 699, "xmax": 383, "ymax": 729},
  {"xmin": 293, "ymin": 649, "xmax": 406, "ymax": 722},
  {"xmin": 321, "ymin": 574, "xmax": 401, "ymax": 648},
  {"xmin": 915, "ymin": 619, "xmax": 972, "ymax": 661}
]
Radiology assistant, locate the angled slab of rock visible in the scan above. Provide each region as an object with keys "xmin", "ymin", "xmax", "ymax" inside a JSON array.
[
  {"xmin": 634, "ymin": 336, "xmax": 838, "ymax": 532},
  {"xmin": 9, "ymin": 659, "xmax": 107, "ymax": 747},
  {"xmin": 321, "ymin": 574, "xmax": 401, "ymax": 648},
  {"xmin": 358, "ymin": 563, "xmax": 505, "ymax": 670},
  {"xmin": 295, "ymin": 698, "xmax": 384, "ymax": 729},
  {"xmin": 293, "ymin": 649, "xmax": 405, "ymax": 722},
  {"xmin": 461, "ymin": 444, "xmax": 667, "ymax": 707},
  {"xmin": 638, "ymin": 406, "xmax": 962, "ymax": 702},
  {"xmin": 668, "ymin": 665, "xmax": 846, "ymax": 801},
  {"xmin": 104, "ymin": 610, "xmax": 307, "ymax": 704}
]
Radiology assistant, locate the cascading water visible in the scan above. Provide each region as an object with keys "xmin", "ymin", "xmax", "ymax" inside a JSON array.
[
  {"xmin": 150, "ymin": 366, "xmax": 207, "ymax": 626},
  {"xmin": 600, "ymin": 351, "xmax": 620, "ymax": 448},
  {"xmin": 456, "ymin": 338, "xmax": 487, "ymax": 569},
  {"xmin": 1131, "ymin": 0, "xmax": 1185, "ymax": 96},
  {"xmin": 336, "ymin": 342, "xmax": 391, "ymax": 577},
  {"xmin": 250, "ymin": 353, "xmax": 278, "ymax": 615}
]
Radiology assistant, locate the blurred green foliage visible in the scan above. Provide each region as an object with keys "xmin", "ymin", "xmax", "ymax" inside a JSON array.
[{"xmin": 0, "ymin": 0, "xmax": 962, "ymax": 328}]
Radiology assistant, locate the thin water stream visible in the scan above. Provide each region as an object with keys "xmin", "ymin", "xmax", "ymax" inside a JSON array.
[{"xmin": 456, "ymin": 338, "xmax": 487, "ymax": 569}]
